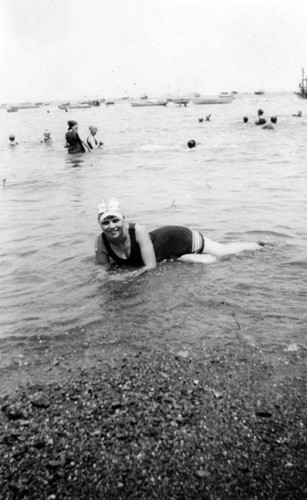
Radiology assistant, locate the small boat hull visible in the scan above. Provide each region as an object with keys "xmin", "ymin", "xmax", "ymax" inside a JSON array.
[
  {"xmin": 131, "ymin": 100, "xmax": 168, "ymax": 107},
  {"xmin": 58, "ymin": 104, "xmax": 91, "ymax": 110},
  {"xmin": 192, "ymin": 95, "xmax": 234, "ymax": 105}
]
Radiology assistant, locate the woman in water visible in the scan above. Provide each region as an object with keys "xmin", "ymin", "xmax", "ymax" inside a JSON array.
[
  {"xmin": 95, "ymin": 198, "xmax": 263, "ymax": 278},
  {"xmin": 87, "ymin": 126, "xmax": 104, "ymax": 150},
  {"xmin": 65, "ymin": 120, "xmax": 90, "ymax": 154}
]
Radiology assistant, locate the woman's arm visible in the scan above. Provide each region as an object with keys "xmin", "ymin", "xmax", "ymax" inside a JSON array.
[
  {"xmin": 95, "ymin": 235, "xmax": 109, "ymax": 265},
  {"xmin": 135, "ymin": 224, "xmax": 157, "ymax": 269},
  {"xmin": 82, "ymin": 139, "xmax": 91, "ymax": 152}
]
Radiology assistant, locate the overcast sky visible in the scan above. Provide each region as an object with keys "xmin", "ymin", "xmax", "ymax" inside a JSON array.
[{"xmin": 1, "ymin": 0, "xmax": 307, "ymax": 102}]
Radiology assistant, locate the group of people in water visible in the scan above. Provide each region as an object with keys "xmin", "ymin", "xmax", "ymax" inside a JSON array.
[
  {"xmin": 65, "ymin": 120, "xmax": 103, "ymax": 154},
  {"xmin": 8, "ymin": 121, "xmax": 103, "ymax": 153},
  {"xmin": 9, "ymin": 107, "xmax": 303, "ymax": 152},
  {"xmin": 186, "ymin": 108, "xmax": 304, "ymax": 148},
  {"xmin": 5, "ymin": 112, "xmax": 273, "ymax": 276},
  {"xmin": 243, "ymin": 109, "xmax": 278, "ymax": 129},
  {"xmin": 9, "ymin": 130, "xmax": 53, "ymax": 147}
]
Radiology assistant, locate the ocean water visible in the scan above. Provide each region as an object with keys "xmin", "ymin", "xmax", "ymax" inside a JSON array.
[{"xmin": 0, "ymin": 93, "xmax": 306, "ymax": 368}]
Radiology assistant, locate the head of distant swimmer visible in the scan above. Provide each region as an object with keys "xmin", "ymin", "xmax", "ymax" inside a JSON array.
[
  {"xmin": 9, "ymin": 134, "xmax": 15, "ymax": 141},
  {"xmin": 187, "ymin": 140, "xmax": 196, "ymax": 149},
  {"xmin": 258, "ymin": 109, "xmax": 264, "ymax": 116},
  {"xmin": 89, "ymin": 126, "xmax": 97, "ymax": 135},
  {"xmin": 270, "ymin": 116, "xmax": 277, "ymax": 124},
  {"xmin": 44, "ymin": 131, "xmax": 51, "ymax": 137},
  {"xmin": 243, "ymin": 116, "xmax": 248, "ymax": 123}
]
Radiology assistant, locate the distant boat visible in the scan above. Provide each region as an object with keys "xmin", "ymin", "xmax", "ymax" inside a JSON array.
[
  {"xmin": 169, "ymin": 97, "xmax": 190, "ymax": 106},
  {"xmin": 296, "ymin": 68, "xmax": 307, "ymax": 99},
  {"xmin": 192, "ymin": 95, "xmax": 235, "ymax": 105},
  {"xmin": 16, "ymin": 103, "xmax": 41, "ymax": 109},
  {"xmin": 81, "ymin": 99, "xmax": 103, "ymax": 106},
  {"xmin": 58, "ymin": 103, "xmax": 91, "ymax": 110},
  {"xmin": 105, "ymin": 100, "xmax": 115, "ymax": 105},
  {"xmin": 6, "ymin": 106, "xmax": 18, "ymax": 112},
  {"xmin": 140, "ymin": 94, "xmax": 148, "ymax": 100},
  {"xmin": 219, "ymin": 92, "xmax": 237, "ymax": 99},
  {"xmin": 254, "ymin": 90, "xmax": 265, "ymax": 95},
  {"xmin": 131, "ymin": 99, "xmax": 168, "ymax": 107}
]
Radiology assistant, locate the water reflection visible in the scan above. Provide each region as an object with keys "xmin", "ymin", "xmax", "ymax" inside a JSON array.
[{"xmin": 65, "ymin": 155, "xmax": 85, "ymax": 168}]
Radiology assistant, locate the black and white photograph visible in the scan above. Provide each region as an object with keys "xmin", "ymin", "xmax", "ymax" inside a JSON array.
[{"xmin": 0, "ymin": 1, "xmax": 306, "ymax": 498}]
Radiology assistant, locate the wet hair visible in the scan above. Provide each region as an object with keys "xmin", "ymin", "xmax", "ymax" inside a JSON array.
[
  {"xmin": 187, "ymin": 139, "xmax": 196, "ymax": 149},
  {"xmin": 258, "ymin": 109, "xmax": 264, "ymax": 116},
  {"xmin": 270, "ymin": 116, "xmax": 277, "ymax": 124},
  {"xmin": 9, "ymin": 134, "xmax": 15, "ymax": 141},
  {"xmin": 243, "ymin": 116, "xmax": 249, "ymax": 123}
]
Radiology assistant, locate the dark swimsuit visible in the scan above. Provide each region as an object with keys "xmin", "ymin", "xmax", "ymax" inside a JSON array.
[
  {"xmin": 65, "ymin": 130, "xmax": 85, "ymax": 154},
  {"xmin": 100, "ymin": 224, "xmax": 204, "ymax": 266}
]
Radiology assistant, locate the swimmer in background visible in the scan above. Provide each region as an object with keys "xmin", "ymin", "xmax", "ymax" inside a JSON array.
[
  {"xmin": 41, "ymin": 130, "xmax": 52, "ymax": 144},
  {"xmin": 293, "ymin": 110, "xmax": 302, "ymax": 117},
  {"xmin": 243, "ymin": 116, "xmax": 249, "ymax": 123},
  {"xmin": 9, "ymin": 134, "xmax": 18, "ymax": 146},
  {"xmin": 255, "ymin": 109, "xmax": 266, "ymax": 126},
  {"xmin": 205, "ymin": 114, "xmax": 211, "ymax": 121},
  {"xmin": 87, "ymin": 126, "xmax": 104, "ymax": 150},
  {"xmin": 187, "ymin": 139, "xmax": 196, "ymax": 149},
  {"xmin": 95, "ymin": 198, "xmax": 263, "ymax": 278},
  {"xmin": 65, "ymin": 120, "xmax": 90, "ymax": 154},
  {"xmin": 262, "ymin": 116, "xmax": 277, "ymax": 130}
]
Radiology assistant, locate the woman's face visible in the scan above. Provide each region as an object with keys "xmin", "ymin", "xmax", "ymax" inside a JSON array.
[{"xmin": 100, "ymin": 216, "xmax": 125, "ymax": 241}]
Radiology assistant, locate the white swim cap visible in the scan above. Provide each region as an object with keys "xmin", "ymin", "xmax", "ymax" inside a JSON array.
[{"xmin": 97, "ymin": 198, "xmax": 124, "ymax": 223}]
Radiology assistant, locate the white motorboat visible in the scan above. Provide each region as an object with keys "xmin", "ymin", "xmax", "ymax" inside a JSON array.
[
  {"xmin": 192, "ymin": 95, "xmax": 235, "ymax": 105},
  {"xmin": 131, "ymin": 99, "xmax": 168, "ymax": 107}
]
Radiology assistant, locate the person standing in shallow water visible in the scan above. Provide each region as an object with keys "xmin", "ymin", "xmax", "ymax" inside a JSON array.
[
  {"xmin": 87, "ymin": 126, "xmax": 104, "ymax": 150},
  {"xmin": 65, "ymin": 120, "xmax": 90, "ymax": 154},
  {"xmin": 95, "ymin": 198, "xmax": 264, "ymax": 278}
]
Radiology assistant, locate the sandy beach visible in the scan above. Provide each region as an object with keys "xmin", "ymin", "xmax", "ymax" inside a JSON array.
[{"xmin": 1, "ymin": 338, "xmax": 306, "ymax": 499}]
